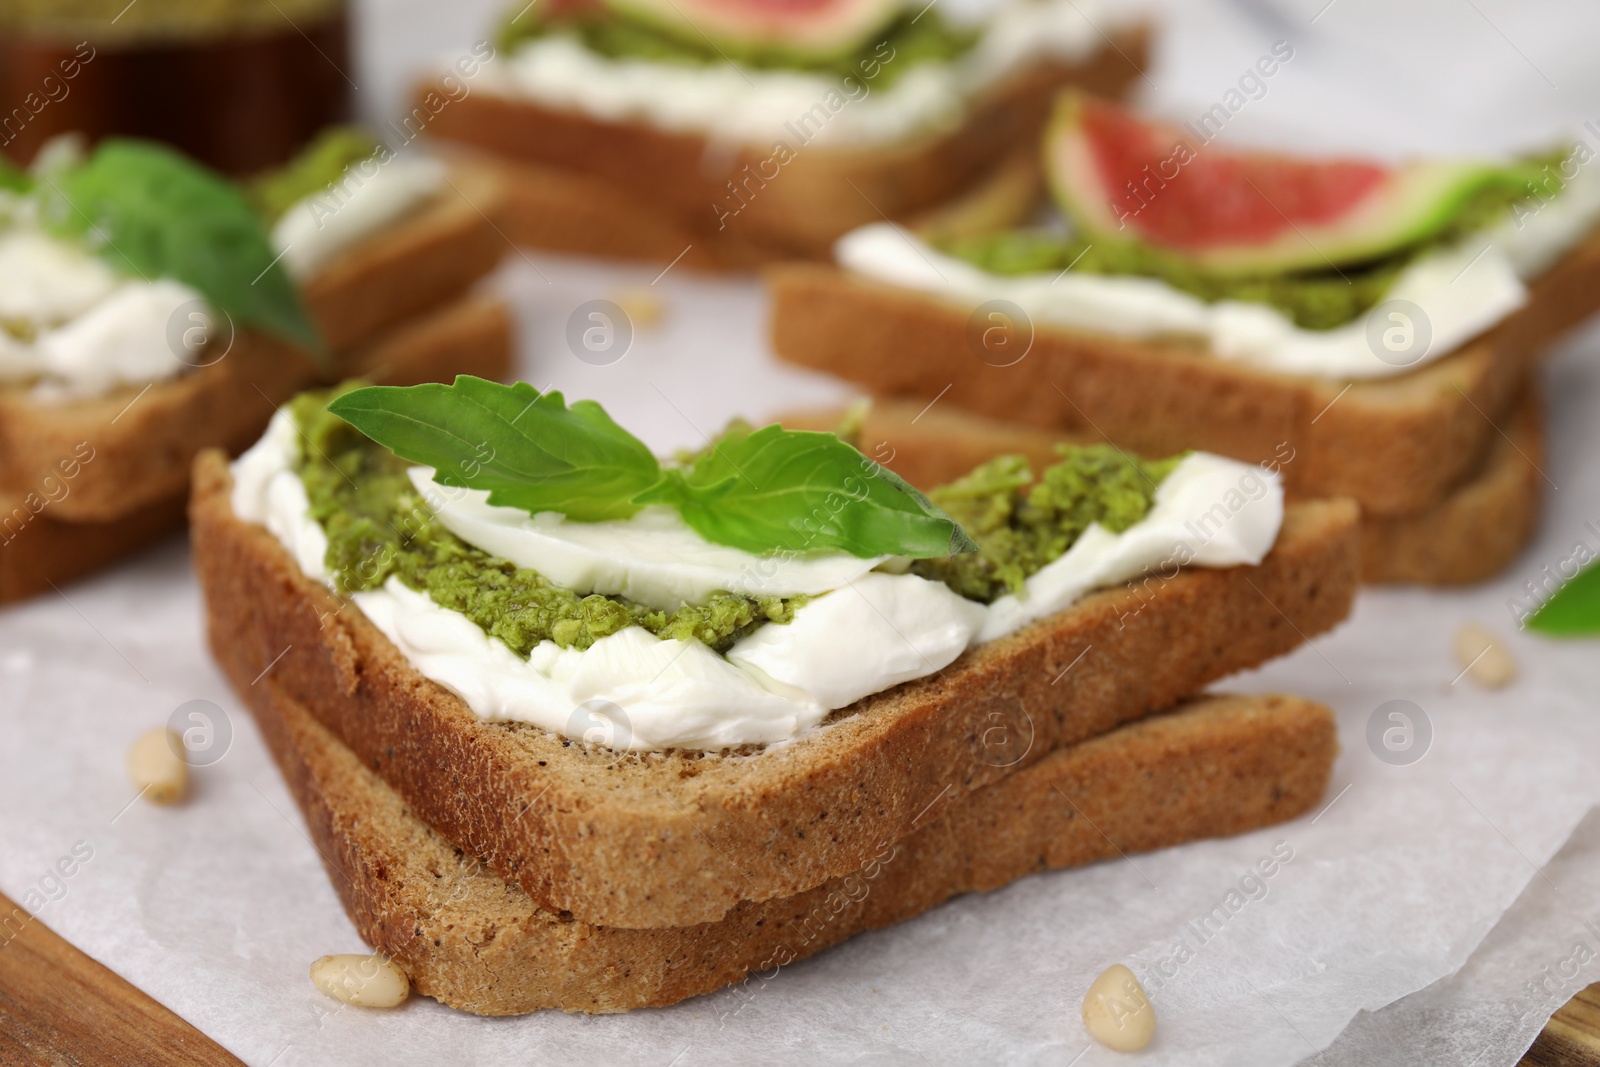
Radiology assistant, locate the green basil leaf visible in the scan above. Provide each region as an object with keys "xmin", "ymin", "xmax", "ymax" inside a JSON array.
[
  {"xmin": 639, "ymin": 421, "xmax": 977, "ymax": 559},
  {"xmin": 1528, "ymin": 560, "xmax": 1600, "ymax": 635},
  {"xmin": 327, "ymin": 378, "xmax": 661, "ymax": 522},
  {"xmin": 41, "ymin": 138, "xmax": 321, "ymax": 353},
  {"xmin": 328, "ymin": 381, "xmax": 976, "ymax": 558}
]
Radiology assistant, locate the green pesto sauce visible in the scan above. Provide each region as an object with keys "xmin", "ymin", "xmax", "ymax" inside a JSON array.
[
  {"xmin": 944, "ymin": 229, "xmax": 1405, "ymax": 330},
  {"xmin": 294, "ymin": 390, "xmax": 1181, "ymax": 651},
  {"xmin": 498, "ymin": 8, "xmax": 979, "ymax": 90},
  {"xmin": 246, "ymin": 126, "xmax": 380, "ymax": 224},
  {"xmin": 910, "ymin": 444, "xmax": 1181, "ymax": 602},
  {"xmin": 943, "ymin": 151, "xmax": 1566, "ymax": 331},
  {"xmin": 290, "ymin": 391, "xmax": 802, "ymax": 655}
]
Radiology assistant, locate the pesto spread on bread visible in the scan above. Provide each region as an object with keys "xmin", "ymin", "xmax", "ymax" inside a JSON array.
[
  {"xmin": 498, "ymin": 6, "xmax": 978, "ymax": 89},
  {"xmin": 292, "ymin": 393, "xmax": 803, "ymax": 654},
  {"xmin": 942, "ymin": 150, "xmax": 1565, "ymax": 330},
  {"xmin": 247, "ymin": 127, "xmax": 381, "ymax": 224},
  {"xmin": 910, "ymin": 447, "xmax": 1181, "ymax": 601},
  {"xmin": 291, "ymin": 388, "xmax": 1182, "ymax": 650}
]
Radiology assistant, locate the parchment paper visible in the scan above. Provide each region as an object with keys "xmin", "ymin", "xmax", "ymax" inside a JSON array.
[{"xmin": 3, "ymin": 0, "xmax": 1600, "ymax": 1063}]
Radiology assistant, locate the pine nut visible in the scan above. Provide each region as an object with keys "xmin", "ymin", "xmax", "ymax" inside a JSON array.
[
  {"xmin": 126, "ymin": 728, "xmax": 187, "ymax": 805},
  {"xmin": 1082, "ymin": 963, "xmax": 1156, "ymax": 1051},
  {"xmin": 612, "ymin": 287, "xmax": 665, "ymax": 328},
  {"xmin": 310, "ymin": 954, "xmax": 410, "ymax": 1008},
  {"xmin": 1454, "ymin": 623, "xmax": 1517, "ymax": 689}
]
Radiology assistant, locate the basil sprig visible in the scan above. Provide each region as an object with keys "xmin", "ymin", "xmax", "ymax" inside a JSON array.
[
  {"xmin": 40, "ymin": 138, "xmax": 321, "ymax": 353},
  {"xmin": 328, "ymin": 378, "xmax": 976, "ymax": 559},
  {"xmin": 1528, "ymin": 560, "xmax": 1600, "ymax": 636}
]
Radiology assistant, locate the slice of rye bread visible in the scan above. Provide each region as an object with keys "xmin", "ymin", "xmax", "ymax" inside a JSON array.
[
  {"xmin": 299, "ymin": 163, "xmax": 508, "ymax": 353},
  {"xmin": 235, "ymin": 654, "xmax": 1335, "ymax": 1015},
  {"xmin": 767, "ymin": 223, "xmax": 1600, "ymax": 517},
  {"xmin": 191, "ymin": 445, "xmax": 1358, "ymax": 929},
  {"xmin": 781, "ymin": 389, "xmax": 1546, "ymax": 586},
  {"xmin": 0, "ymin": 164, "xmax": 509, "ymax": 524},
  {"xmin": 0, "ymin": 295, "xmax": 512, "ymax": 605},
  {"xmin": 439, "ymin": 135, "xmax": 1046, "ymax": 273},
  {"xmin": 417, "ymin": 26, "xmax": 1147, "ymax": 267}
]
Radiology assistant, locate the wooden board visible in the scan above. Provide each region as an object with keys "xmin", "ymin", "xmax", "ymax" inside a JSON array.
[
  {"xmin": 0, "ymin": 890, "xmax": 241, "ymax": 1067},
  {"xmin": 0, "ymin": 887, "xmax": 1593, "ymax": 1062},
  {"xmin": 1524, "ymin": 984, "xmax": 1600, "ymax": 1066}
]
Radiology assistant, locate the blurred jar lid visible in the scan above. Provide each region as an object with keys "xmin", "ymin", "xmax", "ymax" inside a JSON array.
[
  {"xmin": 0, "ymin": 0, "xmax": 345, "ymax": 45},
  {"xmin": 0, "ymin": 0, "xmax": 351, "ymax": 173}
]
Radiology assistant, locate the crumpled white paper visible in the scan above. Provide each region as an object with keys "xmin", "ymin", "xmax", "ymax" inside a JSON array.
[
  {"xmin": 1, "ymin": 256, "xmax": 1595, "ymax": 1067},
  {"xmin": 1310, "ymin": 807, "xmax": 1600, "ymax": 1067},
  {"xmin": 5, "ymin": 0, "xmax": 1600, "ymax": 1062}
]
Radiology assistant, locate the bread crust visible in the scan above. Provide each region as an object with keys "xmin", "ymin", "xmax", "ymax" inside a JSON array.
[
  {"xmin": 0, "ymin": 295, "xmax": 512, "ymax": 604},
  {"xmin": 0, "ymin": 488, "xmax": 186, "ymax": 605},
  {"xmin": 420, "ymin": 28, "xmax": 1148, "ymax": 264},
  {"xmin": 1359, "ymin": 388, "xmax": 1544, "ymax": 585},
  {"xmin": 782, "ymin": 389, "xmax": 1545, "ymax": 586},
  {"xmin": 457, "ymin": 138, "xmax": 1047, "ymax": 272},
  {"xmin": 191, "ymin": 449, "xmax": 1358, "ymax": 928},
  {"xmin": 0, "ymin": 165, "xmax": 508, "ymax": 523},
  {"xmin": 236, "ymin": 658, "xmax": 1335, "ymax": 1015},
  {"xmin": 299, "ymin": 164, "xmax": 508, "ymax": 353},
  {"xmin": 766, "ymin": 225, "xmax": 1600, "ymax": 516}
]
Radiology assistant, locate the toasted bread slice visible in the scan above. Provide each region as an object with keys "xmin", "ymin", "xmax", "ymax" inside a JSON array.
[
  {"xmin": 298, "ymin": 164, "xmax": 507, "ymax": 353},
  {"xmin": 783, "ymin": 388, "xmax": 1545, "ymax": 585},
  {"xmin": 236, "ymin": 652, "xmax": 1334, "ymax": 1015},
  {"xmin": 0, "ymin": 489, "xmax": 186, "ymax": 607},
  {"xmin": 1357, "ymin": 390, "xmax": 1544, "ymax": 585},
  {"xmin": 192, "ymin": 441, "xmax": 1359, "ymax": 929},
  {"xmin": 768, "ymin": 224, "xmax": 1600, "ymax": 516},
  {"xmin": 452, "ymin": 139, "xmax": 1048, "ymax": 273},
  {"xmin": 0, "ymin": 295, "xmax": 512, "ymax": 604},
  {"xmin": 420, "ymin": 27, "xmax": 1147, "ymax": 266},
  {"xmin": 0, "ymin": 166, "xmax": 509, "ymax": 524}
]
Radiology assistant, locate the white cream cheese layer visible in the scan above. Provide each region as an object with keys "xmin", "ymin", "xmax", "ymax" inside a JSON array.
[
  {"xmin": 835, "ymin": 161, "xmax": 1600, "ymax": 380},
  {"xmin": 231, "ymin": 410, "xmax": 1282, "ymax": 750},
  {"xmin": 485, "ymin": 0, "xmax": 1117, "ymax": 148},
  {"xmin": 0, "ymin": 196, "xmax": 208, "ymax": 402},
  {"xmin": 271, "ymin": 154, "xmax": 447, "ymax": 279},
  {"xmin": 406, "ymin": 468, "xmax": 888, "ymax": 610}
]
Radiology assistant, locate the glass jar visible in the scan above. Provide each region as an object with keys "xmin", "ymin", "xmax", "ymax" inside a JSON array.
[{"xmin": 0, "ymin": 0, "xmax": 352, "ymax": 175}]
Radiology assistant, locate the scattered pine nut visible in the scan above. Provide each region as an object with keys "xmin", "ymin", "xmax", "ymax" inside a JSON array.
[
  {"xmin": 126, "ymin": 728, "xmax": 187, "ymax": 805},
  {"xmin": 611, "ymin": 287, "xmax": 665, "ymax": 329},
  {"xmin": 310, "ymin": 954, "xmax": 410, "ymax": 1008},
  {"xmin": 1082, "ymin": 963, "xmax": 1155, "ymax": 1052},
  {"xmin": 1454, "ymin": 623, "xmax": 1517, "ymax": 689}
]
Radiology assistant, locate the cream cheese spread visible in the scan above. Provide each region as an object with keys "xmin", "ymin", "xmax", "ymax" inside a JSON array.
[
  {"xmin": 484, "ymin": 0, "xmax": 1120, "ymax": 148},
  {"xmin": 231, "ymin": 410, "xmax": 1283, "ymax": 751},
  {"xmin": 271, "ymin": 154, "xmax": 448, "ymax": 279},
  {"xmin": 0, "ymin": 195, "xmax": 208, "ymax": 402},
  {"xmin": 834, "ymin": 160, "xmax": 1600, "ymax": 380},
  {"xmin": 407, "ymin": 468, "xmax": 889, "ymax": 610}
]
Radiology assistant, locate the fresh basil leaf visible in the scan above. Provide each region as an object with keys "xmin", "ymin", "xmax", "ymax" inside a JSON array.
[
  {"xmin": 328, "ymin": 381, "xmax": 977, "ymax": 558},
  {"xmin": 327, "ymin": 378, "xmax": 661, "ymax": 522},
  {"xmin": 1528, "ymin": 560, "xmax": 1600, "ymax": 635},
  {"xmin": 639, "ymin": 421, "xmax": 977, "ymax": 559},
  {"xmin": 41, "ymin": 138, "xmax": 321, "ymax": 353}
]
